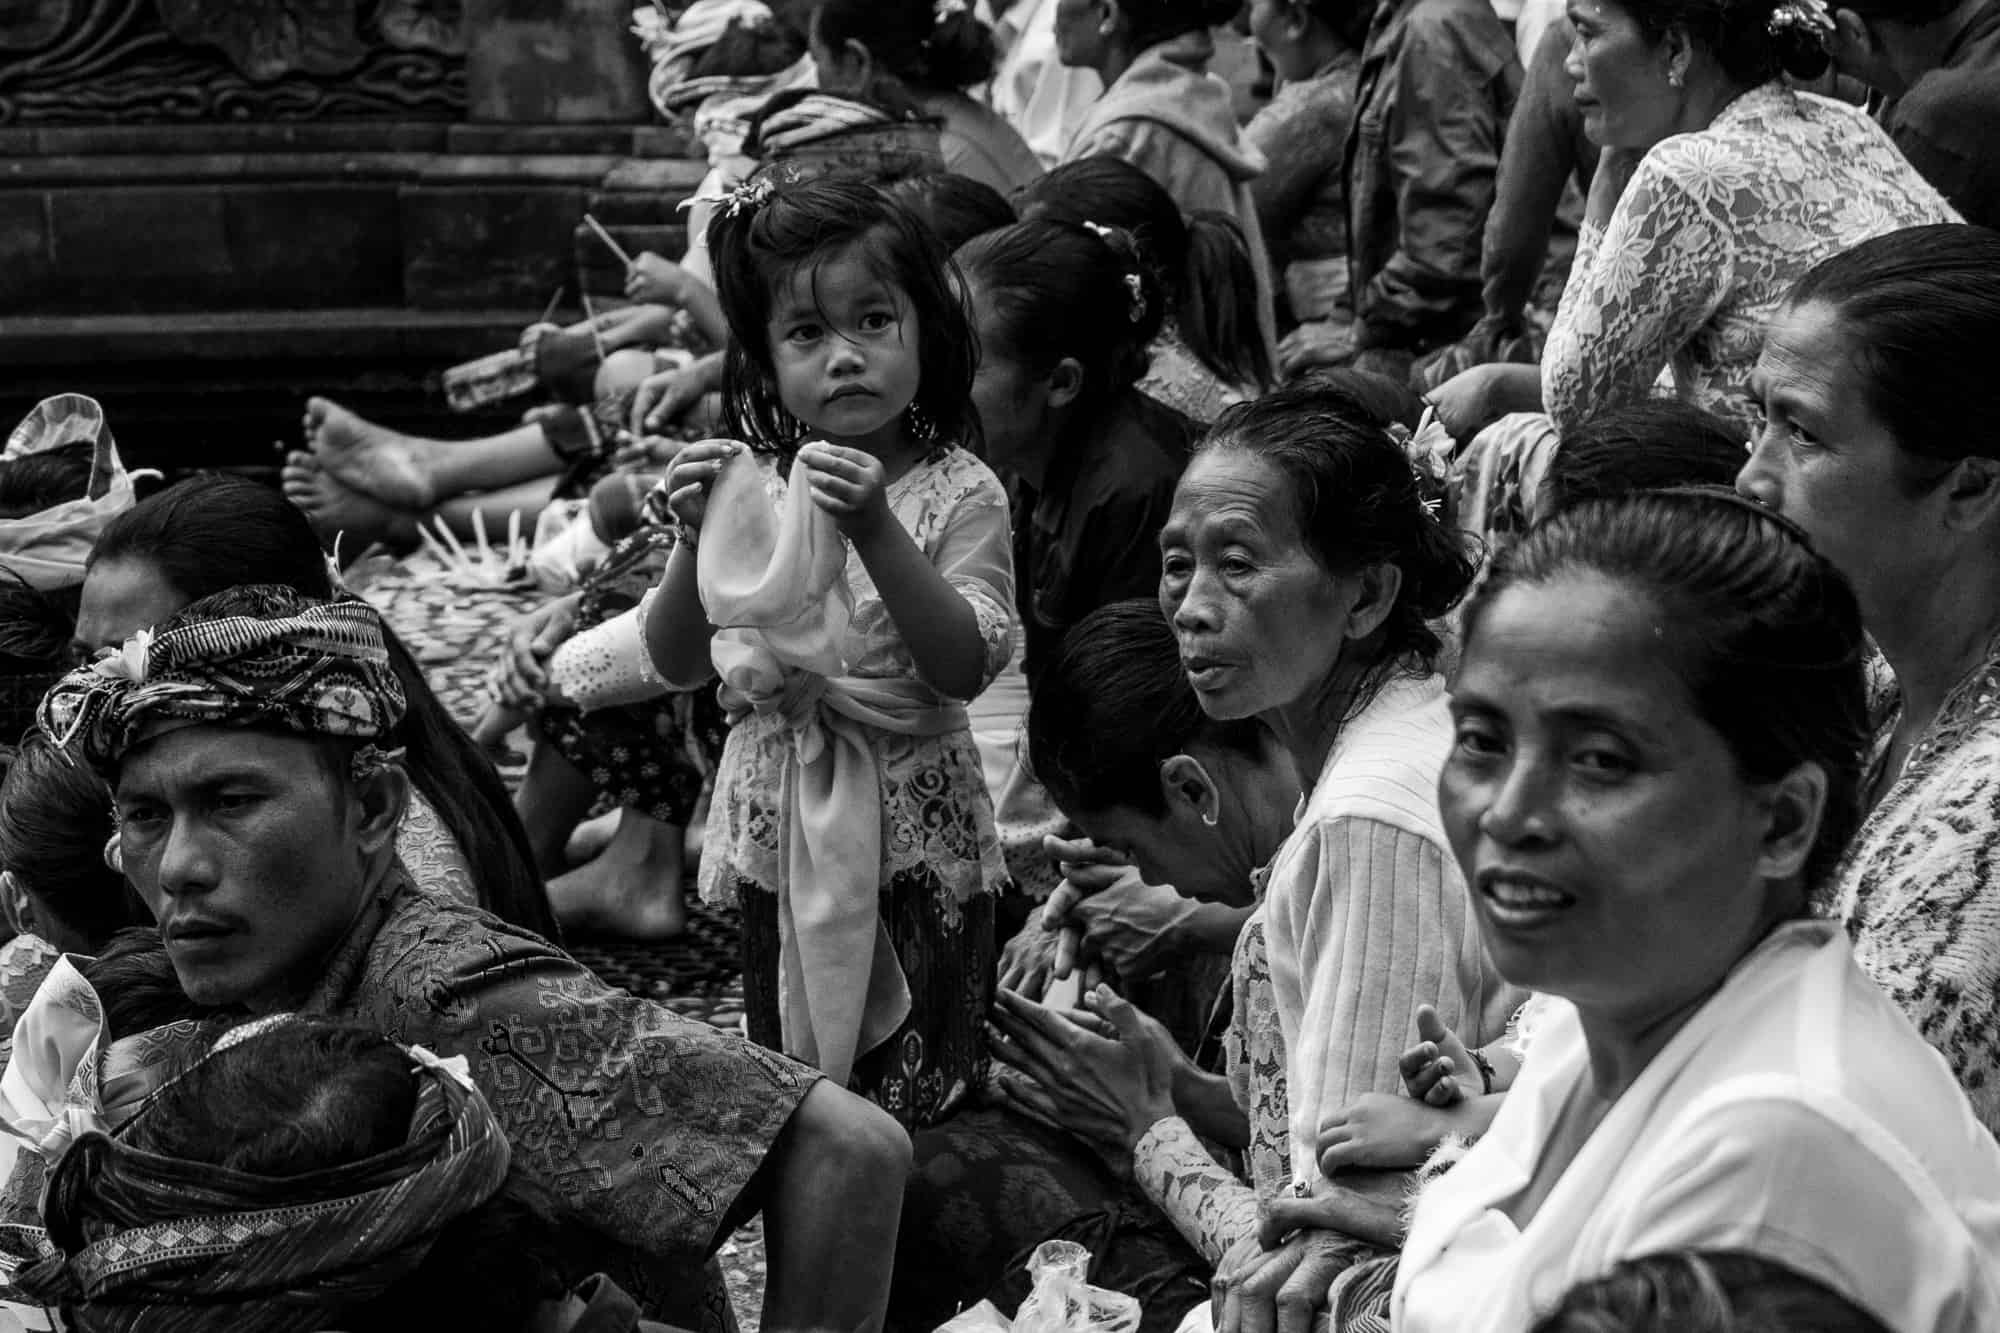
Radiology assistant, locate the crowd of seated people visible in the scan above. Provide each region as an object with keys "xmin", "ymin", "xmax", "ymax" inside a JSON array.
[{"xmin": 0, "ymin": 0, "xmax": 1998, "ymax": 1329}]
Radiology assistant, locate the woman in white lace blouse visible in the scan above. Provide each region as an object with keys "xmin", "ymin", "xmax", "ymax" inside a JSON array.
[{"xmin": 1430, "ymin": 0, "xmax": 1956, "ymax": 441}]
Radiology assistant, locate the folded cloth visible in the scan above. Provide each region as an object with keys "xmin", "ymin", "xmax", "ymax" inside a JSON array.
[
  {"xmin": 634, "ymin": 0, "xmax": 776, "ymax": 116},
  {"xmin": 698, "ymin": 449, "xmax": 967, "ymax": 1083},
  {"xmin": 0, "ymin": 396, "xmax": 139, "ymax": 592}
]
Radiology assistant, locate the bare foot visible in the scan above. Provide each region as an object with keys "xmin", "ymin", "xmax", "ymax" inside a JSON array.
[
  {"xmin": 564, "ymin": 808, "xmax": 623, "ymax": 865},
  {"xmin": 282, "ymin": 450, "xmax": 418, "ymax": 551},
  {"xmin": 304, "ymin": 396, "xmax": 443, "ymax": 510},
  {"xmin": 548, "ymin": 809, "xmax": 689, "ymax": 940}
]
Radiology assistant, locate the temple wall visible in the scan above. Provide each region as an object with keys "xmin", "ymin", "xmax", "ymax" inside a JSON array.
[{"xmin": 0, "ymin": 0, "xmax": 699, "ymax": 469}]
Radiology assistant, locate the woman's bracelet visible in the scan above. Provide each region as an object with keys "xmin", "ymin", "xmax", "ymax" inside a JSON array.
[{"xmin": 1468, "ymin": 1048, "xmax": 1497, "ymax": 1097}]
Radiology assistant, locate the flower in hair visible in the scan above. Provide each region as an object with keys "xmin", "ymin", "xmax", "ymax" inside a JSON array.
[
  {"xmin": 1766, "ymin": 0, "xmax": 1835, "ymax": 43},
  {"xmin": 1080, "ymin": 221, "xmax": 1149, "ymax": 323},
  {"xmin": 677, "ymin": 173, "xmax": 778, "ymax": 218},
  {"xmin": 933, "ymin": 0, "xmax": 969, "ymax": 22}
]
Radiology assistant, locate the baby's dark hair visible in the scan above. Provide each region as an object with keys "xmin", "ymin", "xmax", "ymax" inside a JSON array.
[
  {"xmin": 1117, "ymin": 0, "xmax": 1244, "ymax": 48},
  {"xmin": 0, "ymin": 442, "xmax": 94, "ymax": 520},
  {"xmin": 709, "ymin": 173, "xmax": 980, "ymax": 454},
  {"xmin": 1544, "ymin": 401, "xmax": 1746, "ymax": 514},
  {"xmin": 1028, "ymin": 599, "xmax": 1271, "ymax": 818},
  {"xmin": 1531, "ymin": 1251, "xmax": 1890, "ymax": 1332},
  {"xmin": 886, "ymin": 173, "xmax": 1015, "ymax": 253}
]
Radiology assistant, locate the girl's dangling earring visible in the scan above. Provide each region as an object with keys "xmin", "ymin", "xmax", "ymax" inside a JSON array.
[{"xmin": 906, "ymin": 402, "xmax": 937, "ymax": 444}]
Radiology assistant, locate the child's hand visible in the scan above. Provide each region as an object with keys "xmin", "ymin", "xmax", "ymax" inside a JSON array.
[
  {"xmin": 624, "ymin": 252, "xmax": 691, "ymax": 307},
  {"xmin": 1400, "ymin": 1004, "xmax": 1476, "ymax": 1107},
  {"xmin": 1316, "ymin": 1091, "xmax": 1461, "ymax": 1174},
  {"xmin": 797, "ymin": 442, "xmax": 891, "ymax": 539},
  {"xmin": 662, "ymin": 439, "xmax": 739, "ymax": 535}
]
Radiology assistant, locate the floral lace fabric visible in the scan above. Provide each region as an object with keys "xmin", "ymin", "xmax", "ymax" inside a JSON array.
[
  {"xmin": 1832, "ymin": 637, "xmax": 2000, "ymax": 1134},
  {"xmin": 702, "ymin": 446, "xmax": 1014, "ymax": 914},
  {"xmin": 394, "ymin": 788, "xmax": 480, "ymax": 911},
  {"xmin": 1542, "ymin": 84, "xmax": 1957, "ymax": 436},
  {"xmin": 1133, "ymin": 876, "xmax": 1290, "ymax": 1266}
]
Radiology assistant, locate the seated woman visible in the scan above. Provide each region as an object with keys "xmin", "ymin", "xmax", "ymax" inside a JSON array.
[
  {"xmin": 1240, "ymin": 0, "xmax": 1368, "ymax": 336},
  {"xmin": 972, "ymin": 385, "xmax": 1521, "ymax": 1331},
  {"xmin": 17, "ymin": 1016, "xmax": 687, "ymax": 1331},
  {"xmin": 0, "ymin": 738, "xmax": 152, "ymax": 1032},
  {"xmin": 1737, "ymin": 224, "xmax": 2000, "ymax": 1132},
  {"xmin": 1393, "ymin": 488, "xmax": 2000, "ymax": 1329},
  {"xmin": 75, "ymin": 475, "xmax": 556, "ymax": 938},
  {"xmin": 1431, "ymin": 0, "xmax": 1955, "ymax": 443},
  {"xmin": 1016, "ymin": 157, "xmax": 1272, "ymax": 424},
  {"xmin": 810, "ymin": 0, "xmax": 1044, "ymax": 194},
  {"xmin": 952, "ymin": 216, "xmax": 1197, "ymax": 895},
  {"xmin": 1053, "ymin": 0, "xmax": 1277, "ymax": 355},
  {"xmin": 890, "ymin": 598, "xmax": 1299, "ymax": 1331}
]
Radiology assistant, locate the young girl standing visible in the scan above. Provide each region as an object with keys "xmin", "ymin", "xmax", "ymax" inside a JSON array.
[{"xmin": 647, "ymin": 174, "xmax": 1014, "ymax": 1130}]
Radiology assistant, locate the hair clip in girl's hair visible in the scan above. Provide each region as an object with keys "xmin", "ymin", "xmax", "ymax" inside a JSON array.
[
  {"xmin": 677, "ymin": 174, "xmax": 778, "ymax": 219},
  {"xmin": 1079, "ymin": 221, "xmax": 1148, "ymax": 323},
  {"xmin": 1391, "ymin": 421, "xmax": 1449, "ymax": 523},
  {"xmin": 1766, "ymin": 0, "xmax": 1835, "ymax": 42},
  {"xmin": 933, "ymin": 0, "xmax": 970, "ymax": 22},
  {"xmin": 1122, "ymin": 272, "xmax": 1147, "ymax": 324}
]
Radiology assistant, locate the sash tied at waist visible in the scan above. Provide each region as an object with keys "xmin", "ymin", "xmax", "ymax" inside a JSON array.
[{"xmin": 699, "ymin": 447, "xmax": 959, "ymax": 1083}]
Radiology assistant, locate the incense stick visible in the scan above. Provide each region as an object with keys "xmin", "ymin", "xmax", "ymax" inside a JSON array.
[
  {"xmin": 579, "ymin": 290, "xmax": 609, "ymax": 366},
  {"xmin": 536, "ymin": 285, "xmax": 566, "ymax": 326},
  {"xmin": 583, "ymin": 214, "xmax": 635, "ymax": 270}
]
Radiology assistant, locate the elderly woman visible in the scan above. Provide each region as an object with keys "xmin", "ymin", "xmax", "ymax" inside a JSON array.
[
  {"xmin": 889, "ymin": 598, "xmax": 1298, "ymax": 1331},
  {"xmin": 980, "ymin": 384, "xmax": 1520, "ymax": 1330},
  {"xmin": 1736, "ymin": 224, "xmax": 2000, "ymax": 1132},
  {"xmin": 1394, "ymin": 489, "xmax": 2000, "ymax": 1330},
  {"xmin": 1431, "ymin": 0, "xmax": 1956, "ymax": 443}
]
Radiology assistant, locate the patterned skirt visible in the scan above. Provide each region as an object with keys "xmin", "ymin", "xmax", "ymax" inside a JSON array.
[{"xmin": 737, "ymin": 868, "xmax": 996, "ymax": 1133}]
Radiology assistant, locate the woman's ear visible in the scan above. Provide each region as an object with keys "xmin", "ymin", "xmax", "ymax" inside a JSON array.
[
  {"xmin": 1754, "ymin": 761, "xmax": 1828, "ymax": 886},
  {"xmin": 352, "ymin": 764, "xmax": 412, "ymax": 858},
  {"xmin": 1940, "ymin": 456, "xmax": 2000, "ymax": 535},
  {"xmin": 1045, "ymin": 357, "xmax": 1087, "ymax": 411},
  {"xmin": 1342, "ymin": 562, "xmax": 1406, "ymax": 643},
  {"xmin": 1159, "ymin": 754, "xmax": 1223, "ymax": 828},
  {"xmin": 1663, "ymin": 25, "xmax": 1694, "ymax": 85}
]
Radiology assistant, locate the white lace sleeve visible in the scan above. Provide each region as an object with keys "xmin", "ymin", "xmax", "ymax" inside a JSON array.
[
  {"xmin": 545, "ymin": 594, "xmax": 667, "ymax": 713},
  {"xmin": 935, "ymin": 484, "xmax": 1017, "ymax": 696},
  {"xmin": 1542, "ymin": 156, "xmax": 1734, "ymax": 433}
]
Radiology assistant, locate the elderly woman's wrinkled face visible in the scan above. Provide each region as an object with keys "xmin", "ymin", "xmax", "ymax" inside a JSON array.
[
  {"xmin": 1440, "ymin": 575, "xmax": 1789, "ymax": 1024},
  {"xmin": 1159, "ymin": 448, "xmax": 1362, "ymax": 723},
  {"xmin": 1565, "ymin": 0, "xmax": 1680, "ymax": 149},
  {"xmin": 1738, "ymin": 300, "xmax": 1949, "ymax": 635}
]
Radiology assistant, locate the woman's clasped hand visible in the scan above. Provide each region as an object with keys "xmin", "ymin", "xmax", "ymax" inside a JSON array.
[{"xmin": 985, "ymin": 985, "xmax": 1183, "ymax": 1154}]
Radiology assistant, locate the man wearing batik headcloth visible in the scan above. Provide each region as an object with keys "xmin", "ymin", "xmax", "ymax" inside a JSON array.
[{"xmin": 36, "ymin": 584, "xmax": 911, "ymax": 1333}]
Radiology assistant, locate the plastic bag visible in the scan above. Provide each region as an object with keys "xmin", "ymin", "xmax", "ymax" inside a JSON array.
[{"xmin": 1011, "ymin": 1241, "xmax": 1142, "ymax": 1333}]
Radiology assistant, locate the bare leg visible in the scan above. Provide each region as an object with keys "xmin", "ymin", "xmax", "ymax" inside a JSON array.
[
  {"xmin": 548, "ymin": 808, "xmax": 690, "ymax": 940},
  {"xmin": 304, "ymin": 397, "xmax": 563, "ymax": 509},
  {"xmin": 760, "ymin": 1083, "xmax": 911, "ymax": 1333},
  {"xmin": 516, "ymin": 738, "xmax": 599, "ymax": 876}
]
